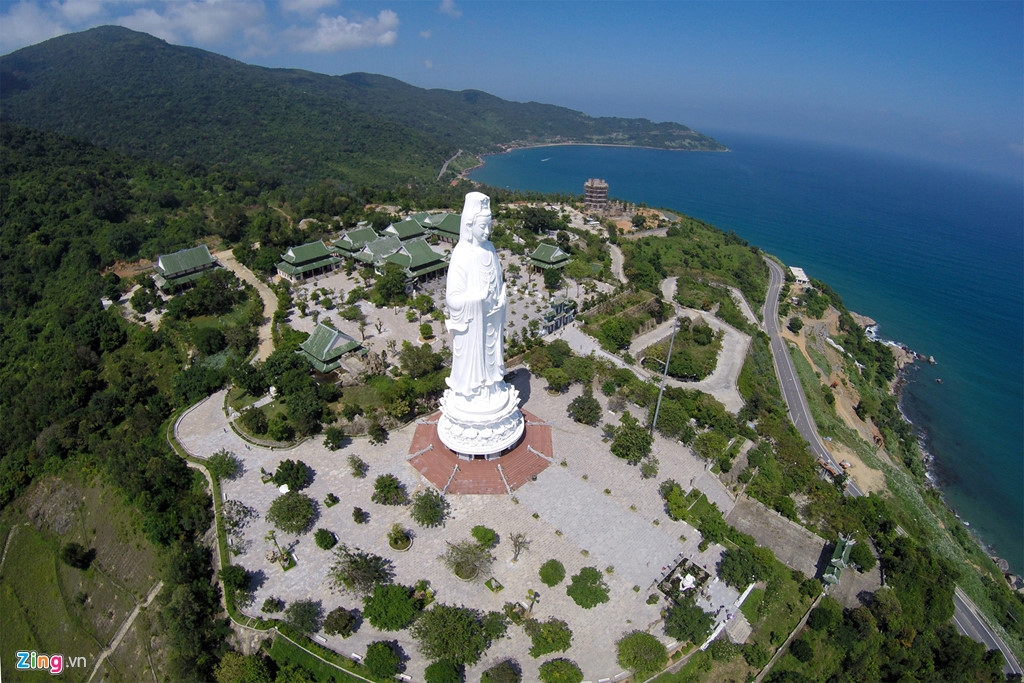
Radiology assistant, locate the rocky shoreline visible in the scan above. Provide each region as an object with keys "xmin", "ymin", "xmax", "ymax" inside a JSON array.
[{"xmin": 852, "ymin": 312, "xmax": 1019, "ymax": 588}]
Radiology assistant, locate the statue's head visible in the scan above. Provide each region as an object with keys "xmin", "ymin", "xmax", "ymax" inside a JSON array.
[{"xmin": 460, "ymin": 192, "xmax": 492, "ymax": 244}]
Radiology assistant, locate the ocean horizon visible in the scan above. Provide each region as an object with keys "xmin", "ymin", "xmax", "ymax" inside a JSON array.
[{"xmin": 470, "ymin": 132, "xmax": 1024, "ymax": 575}]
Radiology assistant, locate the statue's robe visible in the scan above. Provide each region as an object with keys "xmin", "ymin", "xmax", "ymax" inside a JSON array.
[{"xmin": 445, "ymin": 239, "xmax": 507, "ymax": 396}]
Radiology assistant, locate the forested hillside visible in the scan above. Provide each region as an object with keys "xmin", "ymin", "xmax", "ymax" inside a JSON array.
[{"xmin": 0, "ymin": 26, "xmax": 724, "ymax": 189}]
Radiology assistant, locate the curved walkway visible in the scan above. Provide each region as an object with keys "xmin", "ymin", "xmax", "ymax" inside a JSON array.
[{"xmin": 215, "ymin": 249, "xmax": 276, "ymax": 362}]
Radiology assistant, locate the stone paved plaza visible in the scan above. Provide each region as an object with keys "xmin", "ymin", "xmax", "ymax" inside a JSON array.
[{"xmin": 175, "ymin": 371, "xmax": 755, "ymax": 681}]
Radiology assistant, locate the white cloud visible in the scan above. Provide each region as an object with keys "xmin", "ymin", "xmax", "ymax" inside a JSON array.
[
  {"xmin": 293, "ymin": 9, "xmax": 399, "ymax": 52},
  {"xmin": 419, "ymin": 29, "xmax": 431, "ymax": 39},
  {"xmin": 280, "ymin": 0, "xmax": 336, "ymax": 14},
  {"xmin": 0, "ymin": 2, "xmax": 68, "ymax": 54},
  {"xmin": 438, "ymin": 0, "xmax": 460, "ymax": 18},
  {"xmin": 118, "ymin": 1, "xmax": 266, "ymax": 46},
  {"xmin": 424, "ymin": 59, "xmax": 432, "ymax": 69},
  {"xmin": 56, "ymin": 0, "xmax": 105, "ymax": 23}
]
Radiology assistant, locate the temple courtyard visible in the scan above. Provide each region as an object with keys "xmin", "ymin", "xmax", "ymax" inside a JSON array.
[{"xmin": 176, "ymin": 371, "xmax": 753, "ymax": 681}]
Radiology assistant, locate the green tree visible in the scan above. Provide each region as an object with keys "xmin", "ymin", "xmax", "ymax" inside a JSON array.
[
  {"xmin": 400, "ymin": 341, "xmax": 444, "ymax": 378},
  {"xmin": 539, "ymin": 559, "xmax": 566, "ymax": 587},
  {"xmin": 372, "ymin": 474, "xmax": 409, "ymax": 505},
  {"xmin": 787, "ymin": 317, "xmax": 804, "ymax": 333},
  {"xmin": 480, "ymin": 659, "xmax": 522, "ymax": 683},
  {"xmin": 239, "ymin": 406, "xmax": 268, "ymax": 434},
  {"xmin": 266, "ymin": 491, "xmax": 316, "ymax": 534},
  {"xmin": 538, "ymin": 658, "xmax": 583, "ymax": 683},
  {"xmin": 219, "ymin": 564, "xmax": 252, "ymax": 607},
  {"xmin": 471, "ymin": 525, "xmax": 498, "ymax": 548},
  {"xmin": 440, "ymin": 539, "xmax": 494, "ymax": 580},
  {"xmin": 524, "ymin": 618, "xmax": 573, "ymax": 657},
  {"xmin": 567, "ymin": 389, "xmax": 601, "ymax": 426},
  {"xmin": 283, "ymin": 599, "xmax": 323, "ymax": 635},
  {"xmin": 410, "ymin": 604, "xmax": 497, "ymax": 665},
  {"xmin": 363, "ymin": 583, "xmax": 419, "ymax": 631},
  {"xmin": 543, "ymin": 367, "xmax": 571, "ymax": 393},
  {"xmin": 566, "ymin": 567, "xmax": 610, "ymax": 609},
  {"xmin": 411, "ymin": 489, "xmax": 450, "ymax": 528},
  {"xmin": 330, "ymin": 545, "xmax": 395, "ymax": 596},
  {"xmin": 424, "ymin": 660, "xmax": 464, "ymax": 683},
  {"xmin": 60, "ymin": 542, "xmax": 96, "ymax": 569},
  {"xmin": 365, "ymin": 641, "xmax": 402, "ymax": 678},
  {"xmin": 207, "ymin": 449, "xmax": 242, "ymax": 481},
  {"xmin": 790, "ymin": 638, "xmax": 814, "ymax": 663},
  {"xmin": 616, "ymin": 630, "xmax": 668, "ymax": 678},
  {"xmin": 610, "ymin": 411, "xmax": 652, "ymax": 464},
  {"xmin": 371, "ymin": 263, "xmax": 408, "ymax": 306},
  {"xmin": 543, "ymin": 267, "xmax": 563, "ymax": 290},
  {"xmin": 323, "ymin": 607, "xmax": 358, "ymax": 638},
  {"xmin": 849, "ymin": 540, "xmax": 877, "ymax": 572},
  {"xmin": 314, "ymin": 528, "xmax": 337, "ymax": 550},
  {"xmin": 717, "ymin": 547, "xmax": 769, "ymax": 588},
  {"xmin": 272, "ymin": 459, "xmax": 313, "ymax": 490},
  {"xmin": 664, "ymin": 599, "xmax": 712, "ymax": 645}
]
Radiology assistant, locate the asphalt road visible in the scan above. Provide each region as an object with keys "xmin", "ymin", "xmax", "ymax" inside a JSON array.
[
  {"xmin": 761, "ymin": 258, "xmax": 863, "ymax": 497},
  {"xmin": 761, "ymin": 256, "xmax": 1021, "ymax": 675}
]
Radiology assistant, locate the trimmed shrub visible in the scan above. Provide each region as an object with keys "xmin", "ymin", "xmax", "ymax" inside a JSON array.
[
  {"xmin": 538, "ymin": 658, "xmax": 583, "ymax": 683},
  {"xmin": 539, "ymin": 559, "xmax": 566, "ymax": 587},
  {"xmin": 314, "ymin": 528, "xmax": 337, "ymax": 550}
]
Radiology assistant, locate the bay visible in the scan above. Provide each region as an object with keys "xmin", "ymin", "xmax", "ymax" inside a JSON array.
[{"xmin": 470, "ymin": 133, "xmax": 1024, "ymax": 574}]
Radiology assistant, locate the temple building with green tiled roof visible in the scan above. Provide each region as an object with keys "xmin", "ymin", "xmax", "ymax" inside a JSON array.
[
  {"xmin": 420, "ymin": 212, "xmax": 461, "ymax": 243},
  {"xmin": 383, "ymin": 218, "xmax": 428, "ymax": 242},
  {"xmin": 153, "ymin": 244, "xmax": 220, "ymax": 293},
  {"xmin": 333, "ymin": 226, "xmax": 380, "ymax": 258},
  {"xmin": 298, "ymin": 322, "xmax": 361, "ymax": 374},
  {"xmin": 276, "ymin": 240, "xmax": 342, "ymax": 283},
  {"xmin": 384, "ymin": 238, "xmax": 449, "ymax": 282},
  {"xmin": 527, "ymin": 243, "xmax": 570, "ymax": 272}
]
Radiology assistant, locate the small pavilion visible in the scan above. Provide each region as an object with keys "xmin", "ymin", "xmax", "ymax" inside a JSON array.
[
  {"xmin": 527, "ymin": 243, "xmax": 570, "ymax": 273},
  {"xmin": 298, "ymin": 322, "xmax": 361, "ymax": 374},
  {"xmin": 153, "ymin": 244, "xmax": 220, "ymax": 293}
]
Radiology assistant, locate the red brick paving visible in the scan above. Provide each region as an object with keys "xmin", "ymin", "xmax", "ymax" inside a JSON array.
[{"xmin": 408, "ymin": 411, "xmax": 552, "ymax": 494}]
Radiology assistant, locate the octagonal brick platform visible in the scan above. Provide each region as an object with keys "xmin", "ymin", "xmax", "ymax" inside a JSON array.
[{"xmin": 408, "ymin": 410, "xmax": 552, "ymax": 494}]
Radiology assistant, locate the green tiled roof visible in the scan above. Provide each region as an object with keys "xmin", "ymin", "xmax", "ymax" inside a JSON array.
[
  {"xmin": 298, "ymin": 323, "xmax": 360, "ymax": 373},
  {"xmin": 422, "ymin": 212, "xmax": 461, "ymax": 238},
  {"xmin": 334, "ymin": 227, "xmax": 379, "ymax": 255},
  {"xmin": 403, "ymin": 239, "xmax": 445, "ymax": 268},
  {"xmin": 282, "ymin": 240, "xmax": 332, "ymax": 265},
  {"xmin": 385, "ymin": 219, "xmax": 427, "ymax": 240},
  {"xmin": 359, "ymin": 235, "xmax": 402, "ymax": 262},
  {"xmin": 384, "ymin": 239, "xmax": 448, "ymax": 278},
  {"xmin": 528, "ymin": 243, "xmax": 570, "ymax": 268},
  {"xmin": 156, "ymin": 244, "xmax": 215, "ymax": 278}
]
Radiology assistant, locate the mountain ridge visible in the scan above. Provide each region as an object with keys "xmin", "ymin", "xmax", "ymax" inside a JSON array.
[{"xmin": 0, "ymin": 26, "xmax": 725, "ymax": 187}]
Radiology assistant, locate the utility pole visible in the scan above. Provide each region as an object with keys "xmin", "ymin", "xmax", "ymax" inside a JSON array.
[{"xmin": 649, "ymin": 314, "xmax": 680, "ymax": 437}]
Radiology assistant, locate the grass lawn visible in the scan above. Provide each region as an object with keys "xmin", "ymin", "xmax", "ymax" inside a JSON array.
[
  {"xmin": 0, "ymin": 473, "xmax": 163, "ymax": 682},
  {"xmin": 269, "ymin": 634, "xmax": 368, "ymax": 682},
  {"xmin": 0, "ymin": 525, "xmax": 100, "ymax": 682},
  {"xmin": 740, "ymin": 587, "xmax": 765, "ymax": 622}
]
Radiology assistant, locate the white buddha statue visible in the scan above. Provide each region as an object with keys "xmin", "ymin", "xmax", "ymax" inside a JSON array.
[{"xmin": 437, "ymin": 192, "xmax": 524, "ymax": 457}]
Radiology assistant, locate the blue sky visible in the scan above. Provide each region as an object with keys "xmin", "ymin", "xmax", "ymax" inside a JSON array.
[{"xmin": 2, "ymin": 0, "xmax": 1021, "ymax": 179}]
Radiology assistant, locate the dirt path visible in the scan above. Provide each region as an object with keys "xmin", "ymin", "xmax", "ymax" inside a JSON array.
[
  {"xmin": 215, "ymin": 250, "xmax": 276, "ymax": 362},
  {"xmin": 609, "ymin": 243, "xmax": 628, "ymax": 284},
  {"xmin": 86, "ymin": 580, "xmax": 164, "ymax": 683}
]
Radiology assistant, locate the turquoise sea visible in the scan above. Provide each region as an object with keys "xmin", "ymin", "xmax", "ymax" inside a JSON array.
[{"xmin": 470, "ymin": 133, "xmax": 1024, "ymax": 574}]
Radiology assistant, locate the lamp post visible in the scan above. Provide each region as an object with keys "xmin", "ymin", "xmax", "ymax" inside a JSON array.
[{"xmin": 649, "ymin": 314, "xmax": 680, "ymax": 437}]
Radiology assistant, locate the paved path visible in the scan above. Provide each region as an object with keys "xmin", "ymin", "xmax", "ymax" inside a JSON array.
[
  {"xmin": 86, "ymin": 580, "xmax": 164, "ymax": 683},
  {"xmin": 215, "ymin": 250, "xmax": 276, "ymax": 362},
  {"xmin": 609, "ymin": 243, "xmax": 628, "ymax": 284}
]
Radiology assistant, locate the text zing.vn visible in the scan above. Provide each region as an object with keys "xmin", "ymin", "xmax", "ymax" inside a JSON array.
[{"xmin": 16, "ymin": 651, "xmax": 87, "ymax": 675}]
